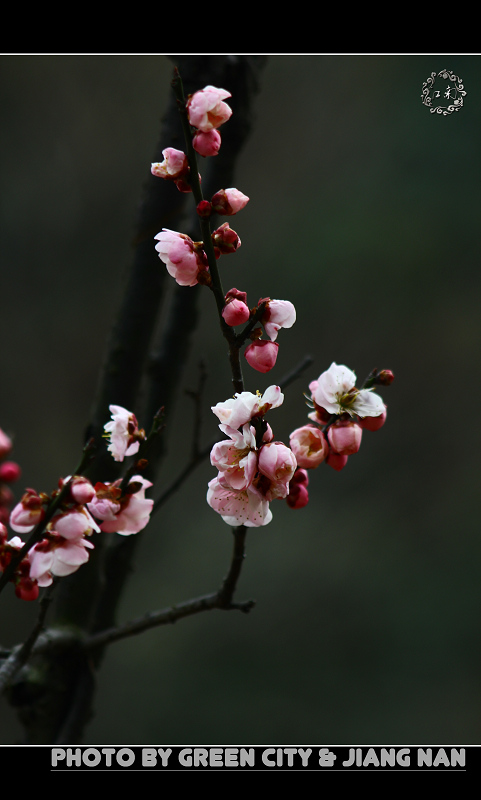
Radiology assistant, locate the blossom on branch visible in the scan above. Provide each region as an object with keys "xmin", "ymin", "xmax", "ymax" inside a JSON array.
[
  {"xmin": 245, "ymin": 340, "xmax": 279, "ymax": 373},
  {"xmin": 211, "ymin": 188, "xmax": 249, "ymax": 216},
  {"xmin": 154, "ymin": 229, "xmax": 206, "ymax": 287},
  {"xmin": 259, "ymin": 298, "xmax": 296, "ymax": 342},
  {"xmin": 193, "ymin": 129, "xmax": 221, "ymax": 157},
  {"xmin": 310, "ymin": 362, "xmax": 385, "ymax": 419},
  {"xmin": 103, "ymin": 405, "xmax": 145, "ymax": 463},
  {"xmin": 151, "ymin": 148, "xmax": 189, "ymax": 181},
  {"xmin": 187, "ymin": 86, "xmax": 232, "ymax": 132},
  {"xmin": 88, "ymin": 476, "xmax": 153, "ymax": 535}
]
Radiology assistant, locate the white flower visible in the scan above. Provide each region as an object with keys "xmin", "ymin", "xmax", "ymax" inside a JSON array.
[
  {"xmin": 312, "ymin": 362, "xmax": 385, "ymax": 418},
  {"xmin": 211, "ymin": 385, "xmax": 284, "ymax": 430},
  {"xmin": 103, "ymin": 405, "xmax": 142, "ymax": 462}
]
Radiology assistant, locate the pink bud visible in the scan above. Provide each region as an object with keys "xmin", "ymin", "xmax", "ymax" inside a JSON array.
[
  {"xmin": 0, "ymin": 461, "xmax": 21, "ymax": 483},
  {"xmin": 211, "ymin": 188, "xmax": 249, "ymax": 215},
  {"xmin": 289, "ymin": 426, "xmax": 329, "ymax": 469},
  {"xmin": 222, "ymin": 290, "xmax": 250, "ymax": 327},
  {"xmin": 325, "ymin": 452, "xmax": 349, "ymax": 471},
  {"xmin": 69, "ymin": 476, "xmax": 96, "ymax": 505},
  {"xmin": 375, "ymin": 369, "xmax": 395, "ymax": 386},
  {"xmin": 327, "ymin": 420, "xmax": 362, "ymax": 456},
  {"xmin": 286, "ymin": 483, "xmax": 309, "ymax": 509},
  {"xmin": 193, "ymin": 129, "xmax": 221, "ymax": 157},
  {"xmin": 211, "ymin": 222, "xmax": 241, "ymax": 254},
  {"xmin": 244, "ymin": 340, "xmax": 279, "ymax": 373},
  {"xmin": 0, "ymin": 429, "xmax": 13, "ymax": 460},
  {"xmin": 358, "ymin": 408, "xmax": 387, "ymax": 431}
]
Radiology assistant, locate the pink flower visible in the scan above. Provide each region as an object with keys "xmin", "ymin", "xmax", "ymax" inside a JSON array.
[
  {"xmin": 211, "ymin": 188, "xmax": 249, "ymax": 216},
  {"xmin": 193, "ymin": 129, "xmax": 221, "ymax": 157},
  {"xmin": 50, "ymin": 508, "xmax": 100, "ymax": 540},
  {"xmin": 187, "ymin": 86, "xmax": 232, "ymax": 132},
  {"xmin": 311, "ymin": 363, "xmax": 385, "ymax": 419},
  {"xmin": 151, "ymin": 148, "xmax": 189, "ymax": 180},
  {"xmin": 261, "ymin": 298, "xmax": 296, "ymax": 342},
  {"xmin": 257, "ymin": 441, "xmax": 297, "ymax": 500},
  {"xmin": 289, "ymin": 425, "xmax": 329, "ymax": 469},
  {"xmin": 327, "ymin": 419, "xmax": 363, "ymax": 456},
  {"xmin": 211, "ymin": 385, "xmax": 284, "ymax": 430},
  {"xmin": 9, "ymin": 489, "xmax": 45, "ymax": 534},
  {"xmin": 207, "ymin": 475, "xmax": 272, "ymax": 528},
  {"xmin": 29, "ymin": 534, "xmax": 95, "ymax": 587},
  {"xmin": 245, "ymin": 340, "xmax": 279, "ymax": 373},
  {"xmin": 89, "ymin": 476, "xmax": 153, "ymax": 536},
  {"xmin": 210, "ymin": 423, "xmax": 258, "ymax": 491},
  {"xmin": 61, "ymin": 475, "xmax": 96, "ymax": 505},
  {"xmin": 222, "ymin": 288, "xmax": 250, "ymax": 327},
  {"xmin": 154, "ymin": 229, "xmax": 204, "ymax": 287},
  {"xmin": 103, "ymin": 404, "xmax": 144, "ymax": 463}
]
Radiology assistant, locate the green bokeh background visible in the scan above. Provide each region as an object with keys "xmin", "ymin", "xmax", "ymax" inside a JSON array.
[{"xmin": 0, "ymin": 54, "xmax": 480, "ymax": 744}]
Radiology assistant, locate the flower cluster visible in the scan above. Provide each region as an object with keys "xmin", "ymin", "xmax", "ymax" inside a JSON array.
[
  {"xmin": 207, "ymin": 386, "xmax": 297, "ymax": 527},
  {"xmin": 286, "ymin": 363, "xmax": 393, "ymax": 508},
  {"xmin": 0, "ymin": 405, "xmax": 154, "ymax": 600}
]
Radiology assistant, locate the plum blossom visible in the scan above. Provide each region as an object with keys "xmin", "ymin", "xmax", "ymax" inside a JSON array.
[
  {"xmin": 154, "ymin": 229, "xmax": 206, "ymax": 287},
  {"xmin": 310, "ymin": 362, "xmax": 385, "ymax": 419},
  {"xmin": 207, "ymin": 475, "xmax": 272, "ymax": 528},
  {"xmin": 151, "ymin": 148, "xmax": 189, "ymax": 180},
  {"xmin": 289, "ymin": 425, "xmax": 329, "ymax": 469},
  {"xmin": 210, "ymin": 423, "xmax": 258, "ymax": 490},
  {"xmin": 208, "ymin": 386, "xmax": 297, "ymax": 527},
  {"xmin": 103, "ymin": 405, "xmax": 145, "ymax": 463},
  {"xmin": 88, "ymin": 476, "xmax": 153, "ymax": 535},
  {"xmin": 187, "ymin": 86, "xmax": 232, "ymax": 132},
  {"xmin": 211, "ymin": 385, "xmax": 284, "ymax": 431},
  {"xmin": 29, "ymin": 534, "xmax": 95, "ymax": 587},
  {"xmin": 9, "ymin": 489, "xmax": 45, "ymax": 534},
  {"xmin": 260, "ymin": 298, "xmax": 296, "ymax": 342}
]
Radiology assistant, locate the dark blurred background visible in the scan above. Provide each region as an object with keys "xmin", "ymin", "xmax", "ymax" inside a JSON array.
[{"xmin": 1, "ymin": 54, "xmax": 480, "ymax": 744}]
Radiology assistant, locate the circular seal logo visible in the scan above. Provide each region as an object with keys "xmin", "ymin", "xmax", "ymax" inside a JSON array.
[{"xmin": 421, "ymin": 69, "xmax": 466, "ymax": 114}]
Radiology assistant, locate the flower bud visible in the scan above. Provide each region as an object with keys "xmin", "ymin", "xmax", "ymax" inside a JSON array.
[
  {"xmin": 325, "ymin": 452, "xmax": 349, "ymax": 471},
  {"xmin": 358, "ymin": 408, "xmax": 387, "ymax": 431},
  {"xmin": 327, "ymin": 420, "xmax": 362, "ymax": 456},
  {"xmin": 211, "ymin": 188, "xmax": 249, "ymax": 216},
  {"xmin": 289, "ymin": 425, "xmax": 329, "ymax": 468},
  {"xmin": 0, "ymin": 461, "xmax": 21, "ymax": 483},
  {"xmin": 211, "ymin": 222, "xmax": 241, "ymax": 254},
  {"xmin": 245, "ymin": 340, "xmax": 279, "ymax": 373},
  {"xmin": 375, "ymin": 369, "xmax": 395, "ymax": 386},
  {"xmin": 193, "ymin": 129, "xmax": 221, "ymax": 157}
]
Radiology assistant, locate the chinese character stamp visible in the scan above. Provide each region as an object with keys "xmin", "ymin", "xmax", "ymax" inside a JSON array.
[{"xmin": 421, "ymin": 69, "xmax": 466, "ymax": 114}]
